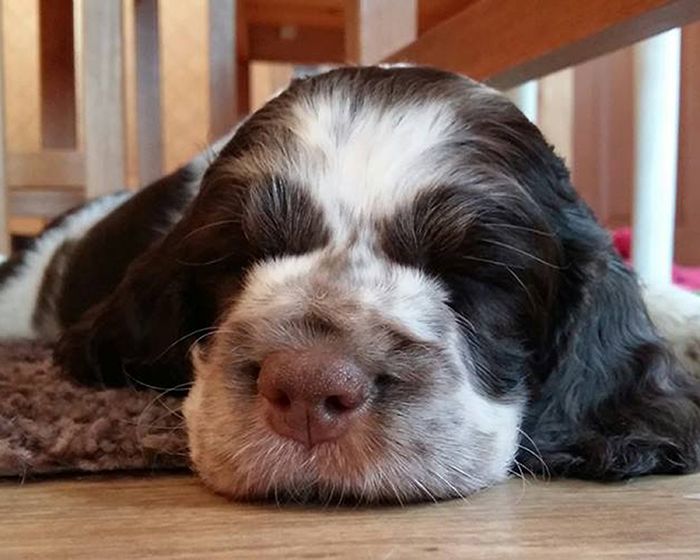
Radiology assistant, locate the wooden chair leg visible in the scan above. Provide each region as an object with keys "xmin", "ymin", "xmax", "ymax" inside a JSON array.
[
  {"xmin": 0, "ymin": 4, "xmax": 9, "ymax": 254},
  {"xmin": 344, "ymin": 0, "xmax": 417, "ymax": 65},
  {"xmin": 208, "ymin": 0, "xmax": 237, "ymax": 139},
  {"xmin": 236, "ymin": 0, "xmax": 250, "ymax": 118},
  {"xmin": 538, "ymin": 69, "xmax": 575, "ymax": 167},
  {"xmin": 39, "ymin": 0, "xmax": 77, "ymax": 150},
  {"xmin": 135, "ymin": 0, "xmax": 163, "ymax": 186},
  {"xmin": 82, "ymin": 0, "xmax": 126, "ymax": 198}
]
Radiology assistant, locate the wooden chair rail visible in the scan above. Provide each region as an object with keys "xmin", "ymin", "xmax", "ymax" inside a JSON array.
[
  {"xmin": 6, "ymin": 151, "xmax": 85, "ymax": 189},
  {"xmin": 388, "ymin": 0, "xmax": 700, "ymax": 88}
]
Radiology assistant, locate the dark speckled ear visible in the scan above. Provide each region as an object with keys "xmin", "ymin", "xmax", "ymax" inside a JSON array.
[
  {"xmin": 521, "ymin": 220, "xmax": 700, "ymax": 480},
  {"xmin": 49, "ymin": 164, "xmax": 205, "ymax": 390},
  {"xmin": 54, "ymin": 243, "xmax": 199, "ymax": 390},
  {"xmin": 53, "ymin": 161, "xmax": 330, "ymax": 390},
  {"xmin": 52, "ymin": 174, "xmax": 239, "ymax": 390}
]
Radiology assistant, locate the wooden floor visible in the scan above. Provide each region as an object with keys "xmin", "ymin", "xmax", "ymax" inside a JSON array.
[{"xmin": 1, "ymin": 472, "xmax": 699, "ymax": 559}]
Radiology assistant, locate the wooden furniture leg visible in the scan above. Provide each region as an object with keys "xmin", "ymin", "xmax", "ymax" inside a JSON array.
[{"xmin": 82, "ymin": 0, "xmax": 126, "ymax": 197}]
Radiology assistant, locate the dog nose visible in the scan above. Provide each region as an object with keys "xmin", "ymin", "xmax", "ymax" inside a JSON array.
[{"xmin": 258, "ymin": 349, "xmax": 369, "ymax": 446}]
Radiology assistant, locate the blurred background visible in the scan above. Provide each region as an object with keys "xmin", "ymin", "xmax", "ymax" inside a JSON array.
[{"xmin": 1, "ymin": 0, "xmax": 698, "ymax": 271}]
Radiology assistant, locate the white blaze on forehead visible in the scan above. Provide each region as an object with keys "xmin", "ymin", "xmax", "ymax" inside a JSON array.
[
  {"xmin": 234, "ymin": 246, "xmax": 449, "ymax": 345},
  {"xmin": 289, "ymin": 95, "xmax": 458, "ymax": 219},
  {"xmin": 350, "ymin": 255, "xmax": 449, "ymax": 343}
]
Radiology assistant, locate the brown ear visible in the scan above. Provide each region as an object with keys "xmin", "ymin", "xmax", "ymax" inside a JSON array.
[
  {"xmin": 520, "ymin": 236, "xmax": 700, "ymax": 479},
  {"xmin": 54, "ymin": 246, "xmax": 198, "ymax": 389},
  {"xmin": 54, "ymin": 180, "xmax": 258, "ymax": 390}
]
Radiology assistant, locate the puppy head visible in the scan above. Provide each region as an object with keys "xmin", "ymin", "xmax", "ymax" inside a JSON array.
[
  {"xmin": 180, "ymin": 67, "xmax": 563, "ymax": 502},
  {"xmin": 178, "ymin": 66, "xmax": 700, "ymax": 503}
]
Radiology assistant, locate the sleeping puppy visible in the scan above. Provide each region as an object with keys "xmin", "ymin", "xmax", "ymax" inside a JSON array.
[{"xmin": 1, "ymin": 66, "xmax": 699, "ymax": 503}]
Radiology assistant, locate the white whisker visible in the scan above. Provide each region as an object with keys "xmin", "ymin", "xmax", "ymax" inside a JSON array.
[{"xmin": 482, "ymin": 238, "xmax": 561, "ymax": 269}]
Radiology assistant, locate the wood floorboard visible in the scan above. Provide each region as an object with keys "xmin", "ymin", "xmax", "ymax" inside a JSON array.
[{"xmin": 1, "ymin": 472, "xmax": 699, "ymax": 558}]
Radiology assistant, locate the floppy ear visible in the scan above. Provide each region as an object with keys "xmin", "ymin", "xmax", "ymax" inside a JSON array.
[
  {"xmin": 458, "ymin": 100, "xmax": 700, "ymax": 480},
  {"xmin": 54, "ymin": 240, "xmax": 203, "ymax": 389},
  {"xmin": 54, "ymin": 186, "xmax": 252, "ymax": 390},
  {"xmin": 520, "ymin": 205, "xmax": 700, "ymax": 479}
]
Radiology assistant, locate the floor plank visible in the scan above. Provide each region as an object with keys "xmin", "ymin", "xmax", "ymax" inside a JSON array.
[{"xmin": 1, "ymin": 473, "xmax": 699, "ymax": 559}]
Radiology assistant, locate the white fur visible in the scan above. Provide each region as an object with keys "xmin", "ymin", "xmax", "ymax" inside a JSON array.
[
  {"xmin": 192, "ymin": 222, "xmax": 524, "ymax": 494},
  {"xmin": 223, "ymin": 95, "xmax": 466, "ymax": 244},
  {"xmin": 643, "ymin": 282, "xmax": 700, "ymax": 378},
  {"xmin": 291, "ymin": 99, "xmax": 460, "ymax": 237},
  {"xmin": 0, "ymin": 192, "xmax": 130, "ymax": 339},
  {"xmin": 291, "ymin": 93, "xmax": 524, "ymax": 477}
]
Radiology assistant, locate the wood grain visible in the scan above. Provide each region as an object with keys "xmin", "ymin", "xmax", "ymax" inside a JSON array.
[
  {"xmin": 39, "ymin": 0, "xmax": 76, "ymax": 148},
  {"xmin": 5, "ymin": 151, "xmax": 84, "ymax": 189},
  {"xmin": 567, "ymin": 23, "xmax": 700, "ymax": 265},
  {"xmin": 242, "ymin": 0, "xmax": 468, "ymax": 64},
  {"xmin": 676, "ymin": 21, "xmax": 700, "ymax": 264},
  {"xmin": 9, "ymin": 186, "xmax": 84, "ymax": 218},
  {"xmin": 81, "ymin": 0, "xmax": 126, "ymax": 197},
  {"xmin": 134, "ymin": 0, "xmax": 163, "ymax": 186},
  {"xmin": 8, "ymin": 216, "xmax": 48, "ymax": 237},
  {"xmin": 389, "ymin": 0, "xmax": 700, "ymax": 89},
  {"xmin": 572, "ymin": 48, "xmax": 636, "ymax": 230},
  {"xmin": 538, "ymin": 69, "xmax": 574, "ymax": 167},
  {"xmin": 236, "ymin": 0, "xmax": 252, "ymax": 116},
  {"xmin": 1, "ymin": 473, "xmax": 698, "ymax": 559},
  {"xmin": 248, "ymin": 24, "xmax": 345, "ymax": 63},
  {"xmin": 208, "ymin": 0, "xmax": 238, "ymax": 138},
  {"xmin": 245, "ymin": 0, "xmax": 344, "ymax": 29},
  {"xmin": 243, "ymin": 0, "xmax": 468, "ymax": 33},
  {"xmin": 416, "ymin": 0, "xmax": 474, "ymax": 34},
  {"xmin": 39, "ymin": 0, "xmax": 77, "ymax": 150}
]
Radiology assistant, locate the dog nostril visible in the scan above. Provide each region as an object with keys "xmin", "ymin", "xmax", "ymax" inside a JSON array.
[
  {"xmin": 244, "ymin": 362, "xmax": 262, "ymax": 381},
  {"xmin": 324, "ymin": 394, "xmax": 361, "ymax": 414},
  {"xmin": 258, "ymin": 349, "xmax": 370, "ymax": 444},
  {"xmin": 269, "ymin": 390, "xmax": 291, "ymax": 410}
]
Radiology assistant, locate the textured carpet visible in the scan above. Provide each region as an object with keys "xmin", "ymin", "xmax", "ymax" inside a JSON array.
[{"xmin": 0, "ymin": 342, "xmax": 188, "ymax": 478}]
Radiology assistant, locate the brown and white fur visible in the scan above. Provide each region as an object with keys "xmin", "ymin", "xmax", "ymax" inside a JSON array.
[{"xmin": 1, "ymin": 66, "xmax": 699, "ymax": 503}]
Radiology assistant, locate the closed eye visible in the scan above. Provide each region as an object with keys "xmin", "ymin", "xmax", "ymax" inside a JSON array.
[
  {"xmin": 243, "ymin": 177, "xmax": 330, "ymax": 258},
  {"xmin": 378, "ymin": 185, "xmax": 476, "ymax": 271},
  {"xmin": 380, "ymin": 185, "xmax": 558, "ymax": 283},
  {"xmin": 382, "ymin": 323, "xmax": 436, "ymax": 354}
]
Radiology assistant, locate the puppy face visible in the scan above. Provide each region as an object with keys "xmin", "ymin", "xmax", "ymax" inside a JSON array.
[
  {"xmin": 54, "ymin": 66, "xmax": 699, "ymax": 502},
  {"xmin": 181, "ymin": 67, "xmax": 564, "ymax": 502},
  {"xmin": 175, "ymin": 64, "xmax": 700, "ymax": 503}
]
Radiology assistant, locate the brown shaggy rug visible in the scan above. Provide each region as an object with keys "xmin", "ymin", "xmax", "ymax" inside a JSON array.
[{"xmin": 0, "ymin": 342, "xmax": 188, "ymax": 478}]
